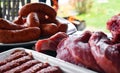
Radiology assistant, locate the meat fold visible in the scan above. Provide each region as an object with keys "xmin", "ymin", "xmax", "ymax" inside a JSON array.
[
  {"xmin": 35, "ymin": 28, "xmax": 120, "ymax": 73},
  {"xmin": 89, "ymin": 31, "xmax": 120, "ymax": 73},
  {"xmin": 107, "ymin": 14, "xmax": 120, "ymax": 43},
  {"xmin": 35, "ymin": 32, "xmax": 68, "ymax": 51},
  {"xmin": 57, "ymin": 31, "xmax": 103, "ymax": 72}
]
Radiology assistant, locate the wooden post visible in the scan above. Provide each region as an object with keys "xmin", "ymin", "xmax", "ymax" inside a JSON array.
[
  {"xmin": 0, "ymin": 0, "xmax": 30, "ymax": 21},
  {"xmin": 0, "ymin": 0, "xmax": 2, "ymax": 18}
]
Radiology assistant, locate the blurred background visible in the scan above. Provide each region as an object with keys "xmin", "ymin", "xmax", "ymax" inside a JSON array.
[
  {"xmin": 1, "ymin": 0, "xmax": 120, "ymax": 33},
  {"xmin": 32, "ymin": 0, "xmax": 120, "ymax": 33},
  {"xmin": 56, "ymin": 0, "xmax": 120, "ymax": 33}
]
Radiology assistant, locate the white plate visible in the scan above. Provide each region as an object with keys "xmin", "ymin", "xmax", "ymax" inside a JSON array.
[
  {"xmin": 0, "ymin": 48, "xmax": 97, "ymax": 73},
  {"xmin": 0, "ymin": 17, "xmax": 77, "ymax": 52}
]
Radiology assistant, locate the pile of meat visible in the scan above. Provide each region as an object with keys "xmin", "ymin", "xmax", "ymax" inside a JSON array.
[
  {"xmin": 0, "ymin": 50, "xmax": 62, "ymax": 73},
  {"xmin": 35, "ymin": 14, "xmax": 120, "ymax": 73},
  {"xmin": 0, "ymin": 2, "xmax": 68, "ymax": 43}
]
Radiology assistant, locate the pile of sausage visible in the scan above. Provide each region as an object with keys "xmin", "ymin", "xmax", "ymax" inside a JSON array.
[
  {"xmin": 0, "ymin": 2, "xmax": 68, "ymax": 43},
  {"xmin": 0, "ymin": 49, "xmax": 62, "ymax": 73}
]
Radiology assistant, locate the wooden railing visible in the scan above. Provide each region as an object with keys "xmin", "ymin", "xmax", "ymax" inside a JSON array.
[{"xmin": 0, "ymin": 0, "xmax": 31, "ymax": 21}]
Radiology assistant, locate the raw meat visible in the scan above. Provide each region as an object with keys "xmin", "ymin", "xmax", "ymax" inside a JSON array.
[
  {"xmin": 107, "ymin": 14, "xmax": 120, "ymax": 43},
  {"xmin": 89, "ymin": 31, "xmax": 120, "ymax": 73},
  {"xmin": 35, "ymin": 32, "xmax": 68, "ymax": 51},
  {"xmin": 57, "ymin": 31, "xmax": 103, "ymax": 72}
]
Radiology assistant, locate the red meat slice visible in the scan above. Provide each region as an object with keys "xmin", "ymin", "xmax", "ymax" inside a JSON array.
[
  {"xmin": 35, "ymin": 32, "xmax": 68, "ymax": 51},
  {"xmin": 107, "ymin": 14, "xmax": 120, "ymax": 43},
  {"xmin": 89, "ymin": 31, "xmax": 120, "ymax": 73},
  {"xmin": 57, "ymin": 31, "xmax": 102, "ymax": 72}
]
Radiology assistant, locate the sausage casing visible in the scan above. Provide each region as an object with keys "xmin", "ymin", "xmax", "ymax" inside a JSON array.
[
  {"xmin": 26, "ymin": 12, "xmax": 40, "ymax": 27},
  {"xmin": 0, "ymin": 27, "xmax": 41, "ymax": 43},
  {"xmin": 0, "ymin": 18, "xmax": 26, "ymax": 30},
  {"xmin": 41, "ymin": 23, "xmax": 58, "ymax": 36},
  {"xmin": 19, "ymin": 3, "xmax": 57, "ymax": 19},
  {"xmin": 13, "ymin": 16, "xmax": 26, "ymax": 25}
]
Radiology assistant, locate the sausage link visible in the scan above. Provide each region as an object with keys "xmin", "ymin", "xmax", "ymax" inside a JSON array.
[
  {"xmin": 0, "ymin": 27, "xmax": 41, "ymax": 43},
  {"xmin": 4, "ymin": 60, "xmax": 40, "ymax": 73},
  {"xmin": 0, "ymin": 50, "xmax": 28, "ymax": 66},
  {"xmin": 36, "ymin": 66, "xmax": 62, "ymax": 73},
  {"xmin": 21, "ymin": 63, "xmax": 49, "ymax": 73},
  {"xmin": 0, "ymin": 18, "xmax": 27, "ymax": 30},
  {"xmin": 0, "ymin": 55, "xmax": 33, "ymax": 72},
  {"xmin": 25, "ymin": 12, "xmax": 40, "ymax": 27},
  {"xmin": 37, "ymin": 12, "xmax": 58, "ymax": 24},
  {"xmin": 55, "ymin": 19, "xmax": 68, "ymax": 32},
  {"xmin": 19, "ymin": 3, "xmax": 57, "ymax": 19},
  {"xmin": 13, "ymin": 16, "xmax": 26, "ymax": 25},
  {"xmin": 57, "ymin": 23, "xmax": 68, "ymax": 32},
  {"xmin": 37, "ymin": 12, "xmax": 46, "ymax": 24},
  {"xmin": 41, "ymin": 23, "xmax": 58, "ymax": 36}
]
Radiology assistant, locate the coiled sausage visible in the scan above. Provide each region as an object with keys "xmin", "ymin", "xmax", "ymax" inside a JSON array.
[
  {"xmin": 0, "ymin": 27, "xmax": 41, "ymax": 43},
  {"xmin": 19, "ymin": 3, "xmax": 57, "ymax": 19},
  {"xmin": 0, "ymin": 18, "xmax": 27, "ymax": 30}
]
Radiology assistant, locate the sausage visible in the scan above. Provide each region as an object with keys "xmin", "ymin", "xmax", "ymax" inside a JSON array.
[
  {"xmin": 57, "ymin": 22, "xmax": 68, "ymax": 32},
  {"xmin": 37, "ymin": 12, "xmax": 46, "ymax": 23},
  {"xmin": 55, "ymin": 18, "xmax": 68, "ymax": 32},
  {"xmin": 11, "ymin": 49, "xmax": 27, "ymax": 54},
  {"xmin": 0, "ymin": 55, "xmax": 32, "ymax": 72},
  {"xmin": 21, "ymin": 63, "xmax": 49, "ymax": 73},
  {"xmin": 13, "ymin": 12, "xmax": 40, "ymax": 27},
  {"xmin": 0, "ymin": 18, "xmax": 27, "ymax": 30},
  {"xmin": 18, "ymin": 3, "xmax": 57, "ymax": 19},
  {"xmin": 0, "ymin": 50, "xmax": 28, "ymax": 66},
  {"xmin": 25, "ymin": 12, "xmax": 40, "ymax": 27},
  {"xmin": 41, "ymin": 23, "xmax": 58, "ymax": 36},
  {"xmin": 37, "ymin": 12, "xmax": 58, "ymax": 25},
  {"xmin": 0, "ymin": 27, "xmax": 41, "ymax": 43},
  {"xmin": 13, "ymin": 16, "xmax": 26, "ymax": 25},
  {"xmin": 4, "ymin": 60, "xmax": 40, "ymax": 73},
  {"xmin": 36, "ymin": 66, "xmax": 62, "ymax": 73}
]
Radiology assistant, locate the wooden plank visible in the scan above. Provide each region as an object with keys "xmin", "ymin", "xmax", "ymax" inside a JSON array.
[
  {"xmin": 16, "ymin": 0, "xmax": 19, "ymax": 16},
  {"xmin": 7, "ymin": 0, "xmax": 11, "ymax": 20},
  {"xmin": 27, "ymin": 0, "xmax": 31, "ymax": 3},
  {"xmin": 21, "ymin": 0, "xmax": 25, "ymax": 6},
  {"xmin": 11, "ymin": 0, "xmax": 15, "ymax": 20},
  {"xmin": 0, "ymin": 0, "xmax": 2, "ymax": 18},
  {"xmin": 0, "ymin": 0, "xmax": 30, "ymax": 21},
  {"xmin": 3, "ymin": 0, "xmax": 6, "ymax": 19}
]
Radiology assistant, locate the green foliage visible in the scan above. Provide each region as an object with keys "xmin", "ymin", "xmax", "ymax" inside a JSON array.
[
  {"xmin": 75, "ymin": 0, "xmax": 93, "ymax": 14},
  {"xmin": 76, "ymin": 0, "xmax": 120, "ymax": 33}
]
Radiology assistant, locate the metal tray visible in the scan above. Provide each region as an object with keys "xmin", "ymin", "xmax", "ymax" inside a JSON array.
[{"xmin": 0, "ymin": 47, "xmax": 97, "ymax": 73}]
